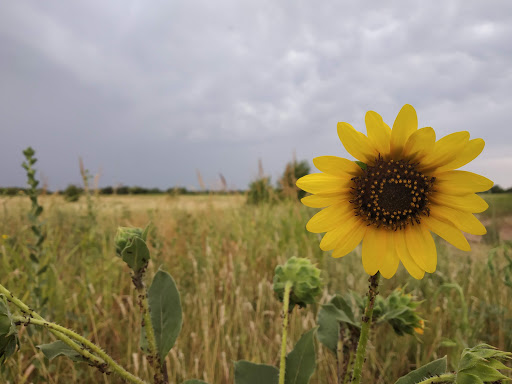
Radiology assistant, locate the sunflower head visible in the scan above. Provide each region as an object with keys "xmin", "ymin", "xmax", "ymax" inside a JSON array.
[
  {"xmin": 297, "ymin": 104, "xmax": 492, "ymax": 280},
  {"xmin": 273, "ymin": 257, "xmax": 323, "ymax": 310}
]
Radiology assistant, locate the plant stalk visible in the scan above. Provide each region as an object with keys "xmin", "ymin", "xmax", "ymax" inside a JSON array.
[
  {"xmin": 351, "ymin": 273, "xmax": 380, "ymax": 384},
  {"xmin": 0, "ymin": 283, "xmax": 147, "ymax": 384},
  {"xmin": 12, "ymin": 315, "xmax": 147, "ymax": 384},
  {"xmin": 279, "ymin": 280, "xmax": 293, "ymax": 384},
  {"xmin": 138, "ymin": 286, "xmax": 166, "ymax": 384}
]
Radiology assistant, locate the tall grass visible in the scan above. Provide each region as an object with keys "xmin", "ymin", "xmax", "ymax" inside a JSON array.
[{"xmin": 0, "ymin": 193, "xmax": 511, "ymax": 383}]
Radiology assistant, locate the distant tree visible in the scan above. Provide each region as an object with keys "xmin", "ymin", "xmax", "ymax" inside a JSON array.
[
  {"xmin": 116, "ymin": 186, "xmax": 130, "ymax": 195},
  {"xmin": 63, "ymin": 184, "xmax": 82, "ymax": 202},
  {"xmin": 100, "ymin": 186, "xmax": 114, "ymax": 195},
  {"xmin": 490, "ymin": 185, "xmax": 505, "ymax": 194},
  {"xmin": 247, "ymin": 177, "xmax": 276, "ymax": 204},
  {"xmin": 278, "ymin": 160, "xmax": 310, "ymax": 200}
]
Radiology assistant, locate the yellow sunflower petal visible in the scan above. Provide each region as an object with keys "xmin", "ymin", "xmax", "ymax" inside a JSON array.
[
  {"xmin": 390, "ymin": 104, "xmax": 418, "ymax": 159},
  {"xmin": 419, "ymin": 131, "xmax": 470, "ymax": 172},
  {"xmin": 430, "ymin": 192, "xmax": 489, "ymax": 213},
  {"xmin": 394, "ymin": 230, "xmax": 425, "ymax": 279},
  {"xmin": 313, "ymin": 156, "xmax": 362, "ymax": 177},
  {"xmin": 301, "ymin": 193, "xmax": 349, "ymax": 208},
  {"xmin": 331, "ymin": 220, "xmax": 367, "ymax": 258},
  {"xmin": 297, "ymin": 173, "xmax": 352, "ymax": 194},
  {"xmin": 435, "ymin": 171, "xmax": 493, "ymax": 194},
  {"xmin": 429, "ymin": 205, "xmax": 487, "ymax": 235},
  {"xmin": 403, "ymin": 127, "xmax": 436, "ymax": 161},
  {"xmin": 404, "ymin": 225, "xmax": 437, "ymax": 273},
  {"xmin": 365, "ymin": 111, "xmax": 391, "ymax": 156},
  {"xmin": 362, "ymin": 227, "xmax": 385, "ymax": 275},
  {"xmin": 422, "ymin": 216, "xmax": 471, "ymax": 251},
  {"xmin": 435, "ymin": 138, "xmax": 485, "ymax": 173},
  {"xmin": 306, "ymin": 202, "xmax": 354, "ymax": 233},
  {"xmin": 379, "ymin": 233, "xmax": 400, "ymax": 279},
  {"xmin": 320, "ymin": 215, "xmax": 362, "ymax": 251},
  {"xmin": 337, "ymin": 122, "xmax": 378, "ymax": 163}
]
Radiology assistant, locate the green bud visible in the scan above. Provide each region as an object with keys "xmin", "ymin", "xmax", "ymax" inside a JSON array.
[
  {"xmin": 114, "ymin": 225, "xmax": 150, "ymax": 272},
  {"xmin": 273, "ymin": 257, "xmax": 322, "ymax": 310},
  {"xmin": 456, "ymin": 344, "xmax": 512, "ymax": 383},
  {"xmin": 372, "ymin": 288, "xmax": 424, "ymax": 336},
  {"xmin": 115, "ymin": 227, "xmax": 144, "ymax": 257}
]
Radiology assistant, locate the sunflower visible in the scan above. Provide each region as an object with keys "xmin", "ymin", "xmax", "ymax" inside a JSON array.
[{"xmin": 297, "ymin": 104, "xmax": 492, "ymax": 279}]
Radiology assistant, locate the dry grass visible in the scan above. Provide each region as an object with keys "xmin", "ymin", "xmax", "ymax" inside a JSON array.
[{"xmin": 0, "ymin": 193, "xmax": 511, "ymax": 383}]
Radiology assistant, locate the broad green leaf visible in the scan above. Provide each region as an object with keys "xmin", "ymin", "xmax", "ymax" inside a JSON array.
[
  {"xmin": 0, "ymin": 296, "xmax": 19, "ymax": 364},
  {"xmin": 183, "ymin": 380, "xmax": 209, "ymax": 384},
  {"xmin": 121, "ymin": 237, "xmax": 150, "ymax": 272},
  {"xmin": 456, "ymin": 344, "xmax": 512, "ymax": 384},
  {"xmin": 285, "ymin": 328, "xmax": 317, "ymax": 384},
  {"xmin": 394, "ymin": 356, "xmax": 447, "ymax": 384},
  {"xmin": 147, "ymin": 270, "xmax": 183, "ymax": 360},
  {"xmin": 234, "ymin": 360, "xmax": 279, "ymax": 384},
  {"xmin": 317, "ymin": 297, "xmax": 359, "ymax": 354},
  {"xmin": 37, "ymin": 341, "xmax": 87, "ymax": 362}
]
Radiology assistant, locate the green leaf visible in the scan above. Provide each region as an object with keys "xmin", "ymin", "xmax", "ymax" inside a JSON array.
[
  {"xmin": 355, "ymin": 161, "xmax": 367, "ymax": 170},
  {"xmin": 394, "ymin": 356, "xmax": 448, "ymax": 384},
  {"xmin": 285, "ymin": 328, "xmax": 317, "ymax": 384},
  {"xmin": 183, "ymin": 380, "xmax": 209, "ymax": 384},
  {"xmin": 121, "ymin": 237, "xmax": 150, "ymax": 272},
  {"xmin": 456, "ymin": 344, "xmax": 512, "ymax": 384},
  {"xmin": 0, "ymin": 296, "xmax": 19, "ymax": 364},
  {"xmin": 37, "ymin": 341, "xmax": 87, "ymax": 362},
  {"xmin": 234, "ymin": 360, "xmax": 279, "ymax": 384},
  {"xmin": 147, "ymin": 270, "xmax": 183, "ymax": 360},
  {"xmin": 317, "ymin": 295, "xmax": 359, "ymax": 354}
]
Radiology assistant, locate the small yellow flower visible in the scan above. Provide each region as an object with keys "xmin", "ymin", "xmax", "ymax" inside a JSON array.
[
  {"xmin": 1, "ymin": 234, "xmax": 8, "ymax": 240},
  {"xmin": 297, "ymin": 104, "xmax": 492, "ymax": 279},
  {"xmin": 414, "ymin": 320, "xmax": 425, "ymax": 335}
]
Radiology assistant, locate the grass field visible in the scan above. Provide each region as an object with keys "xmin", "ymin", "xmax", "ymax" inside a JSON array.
[{"xmin": 1, "ymin": 193, "xmax": 511, "ymax": 383}]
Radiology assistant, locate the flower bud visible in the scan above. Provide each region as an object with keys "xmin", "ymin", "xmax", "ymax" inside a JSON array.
[
  {"xmin": 115, "ymin": 227, "xmax": 144, "ymax": 257},
  {"xmin": 114, "ymin": 226, "xmax": 150, "ymax": 272},
  {"xmin": 273, "ymin": 257, "xmax": 322, "ymax": 310}
]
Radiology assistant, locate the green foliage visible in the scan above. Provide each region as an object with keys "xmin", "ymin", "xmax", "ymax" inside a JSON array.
[
  {"xmin": 317, "ymin": 289, "xmax": 424, "ymax": 355},
  {"xmin": 279, "ymin": 160, "xmax": 310, "ymax": 200},
  {"xmin": 234, "ymin": 361, "xmax": 279, "ymax": 384},
  {"xmin": 114, "ymin": 226, "xmax": 150, "ymax": 272},
  {"xmin": 394, "ymin": 357, "xmax": 447, "ymax": 384},
  {"xmin": 247, "ymin": 177, "xmax": 276, "ymax": 204},
  {"xmin": 373, "ymin": 288, "xmax": 424, "ymax": 336},
  {"xmin": 273, "ymin": 257, "xmax": 322, "ymax": 310},
  {"xmin": 0, "ymin": 297, "xmax": 19, "ymax": 364},
  {"xmin": 63, "ymin": 184, "xmax": 82, "ymax": 202},
  {"xmin": 37, "ymin": 341, "xmax": 86, "ymax": 362},
  {"xmin": 456, "ymin": 344, "xmax": 512, "ymax": 383},
  {"xmin": 393, "ymin": 344, "xmax": 512, "ymax": 384},
  {"xmin": 490, "ymin": 185, "xmax": 506, "ymax": 194},
  {"xmin": 142, "ymin": 270, "xmax": 183, "ymax": 360},
  {"xmin": 284, "ymin": 328, "xmax": 317, "ymax": 384}
]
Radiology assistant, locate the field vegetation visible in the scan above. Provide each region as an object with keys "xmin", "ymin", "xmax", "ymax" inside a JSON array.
[{"xmin": 0, "ymin": 192, "xmax": 511, "ymax": 383}]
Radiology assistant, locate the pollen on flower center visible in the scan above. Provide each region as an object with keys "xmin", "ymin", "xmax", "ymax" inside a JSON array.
[{"xmin": 350, "ymin": 157, "xmax": 436, "ymax": 230}]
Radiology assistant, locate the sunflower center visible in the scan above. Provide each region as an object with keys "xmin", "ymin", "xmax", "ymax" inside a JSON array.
[{"xmin": 350, "ymin": 157, "xmax": 435, "ymax": 230}]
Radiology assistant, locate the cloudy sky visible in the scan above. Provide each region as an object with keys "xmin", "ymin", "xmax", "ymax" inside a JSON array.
[{"xmin": 1, "ymin": 0, "xmax": 511, "ymax": 190}]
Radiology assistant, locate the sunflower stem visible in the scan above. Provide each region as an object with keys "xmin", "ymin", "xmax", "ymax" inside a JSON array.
[
  {"xmin": 278, "ymin": 280, "xmax": 293, "ymax": 384},
  {"xmin": 351, "ymin": 273, "xmax": 380, "ymax": 384}
]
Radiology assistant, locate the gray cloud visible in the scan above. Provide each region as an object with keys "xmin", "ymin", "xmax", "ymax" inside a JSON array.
[{"xmin": 1, "ymin": 0, "xmax": 511, "ymax": 190}]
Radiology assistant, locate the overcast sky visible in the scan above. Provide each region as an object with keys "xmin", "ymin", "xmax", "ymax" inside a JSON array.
[{"xmin": 1, "ymin": 0, "xmax": 511, "ymax": 191}]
